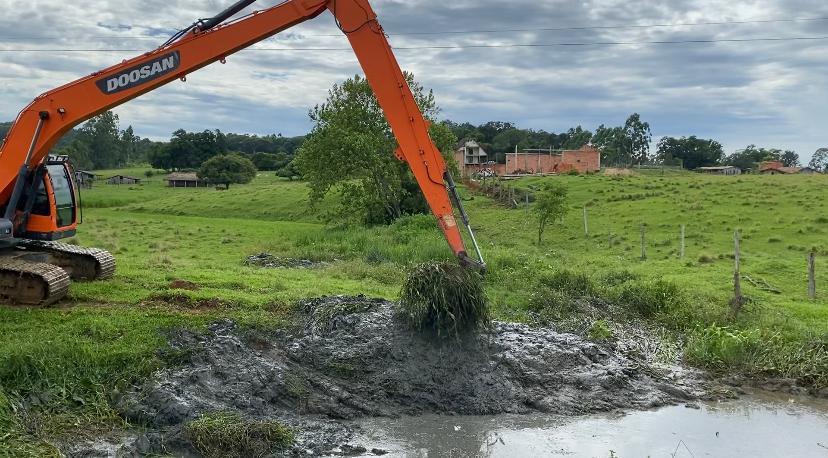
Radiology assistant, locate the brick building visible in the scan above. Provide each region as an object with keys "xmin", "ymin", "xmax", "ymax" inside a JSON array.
[{"xmin": 505, "ymin": 145, "xmax": 601, "ymax": 175}]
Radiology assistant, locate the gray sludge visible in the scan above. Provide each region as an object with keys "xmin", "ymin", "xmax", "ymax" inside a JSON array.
[{"xmin": 85, "ymin": 296, "xmax": 703, "ymax": 456}]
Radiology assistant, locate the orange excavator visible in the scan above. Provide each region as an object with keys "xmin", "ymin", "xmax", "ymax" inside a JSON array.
[{"xmin": 0, "ymin": 0, "xmax": 484, "ymax": 305}]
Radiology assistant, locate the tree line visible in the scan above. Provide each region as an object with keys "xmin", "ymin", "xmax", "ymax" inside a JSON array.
[
  {"xmin": 0, "ymin": 113, "xmax": 306, "ymax": 177},
  {"xmin": 3, "ymin": 109, "xmax": 825, "ymax": 176},
  {"xmin": 445, "ymin": 117, "xmax": 828, "ymax": 172}
]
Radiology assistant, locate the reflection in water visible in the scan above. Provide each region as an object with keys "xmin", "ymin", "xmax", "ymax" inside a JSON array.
[{"xmin": 356, "ymin": 391, "xmax": 828, "ymax": 457}]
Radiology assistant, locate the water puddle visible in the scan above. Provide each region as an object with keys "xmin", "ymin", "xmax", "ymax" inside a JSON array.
[{"xmin": 356, "ymin": 391, "xmax": 828, "ymax": 457}]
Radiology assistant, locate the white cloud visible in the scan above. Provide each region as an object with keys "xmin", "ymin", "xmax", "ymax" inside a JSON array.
[{"xmin": 0, "ymin": 0, "xmax": 827, "ymax": 161}]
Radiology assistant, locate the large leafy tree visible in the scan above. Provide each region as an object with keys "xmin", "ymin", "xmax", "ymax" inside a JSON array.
[
  {"xmin": 780, "ymin": 150, "xmax": 801, "ymax": 167},
  {"xmin": 197, "ymin": 153, "xmax": 257, "ymax": 189},
  {"xmin": 251, "ymin": 152, "xmax": 290, "ymax": 171},
  {"xmin": 725, "ymin": 145, "xmax": 782, "ymax": 170},
  {"xmin": 810, "ymin": 148, "xmax": 828, "ymax": 172},
  {"xmin": 656, "ymin": 136, "xmax": 724, "ymax": 169},
  {"xmin": 592, "ymin": 113, "xmax": 652, "ymax": 165},
  {"xmin": 295, "ymin": 73, "xmax": 456, "ymax": 225},
  {"xmin": 591, "ymin": 124, "xmax": 627, "ymax": 165},
  {"xmin": 562, "ymin": 126, "xmax": 593, "ymax": 150},
  {"xmin": 49, "ymin": 111, "xmax": 149, "ymax": 170},
  {"xmin": 624, "ymin": 113, "xmax": 652, "ymax": 164}
]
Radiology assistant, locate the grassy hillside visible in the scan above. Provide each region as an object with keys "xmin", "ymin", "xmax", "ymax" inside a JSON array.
[{"xmin": 2, "ymin": 167, "xmax": 827, "ymax": 454}]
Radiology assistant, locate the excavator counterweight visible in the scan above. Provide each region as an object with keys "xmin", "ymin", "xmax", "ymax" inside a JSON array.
[{"xmin": 0, "ymin": 0, "xmax": 484, "ymax": 305}]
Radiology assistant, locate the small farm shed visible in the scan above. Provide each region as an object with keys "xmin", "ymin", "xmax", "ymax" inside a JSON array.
[
  {"xmin": 106, "ymin": 175, "xmax": 141, "ymax": 185},
  {"xmin": 697, "ymin": 166, "xmax": 741, "ymax": 175},
  {"xmin": 75, "ymin": 171, "xmax": 96, "ymax": 188},
  {"xmin": 165, "ymin": 172, "xmax": 207, "ymax": 187}
]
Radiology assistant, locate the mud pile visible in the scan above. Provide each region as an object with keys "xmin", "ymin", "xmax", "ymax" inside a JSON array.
[{"xmin": 87, "ymin": 296, "xmax": 704, "ymax": 456}]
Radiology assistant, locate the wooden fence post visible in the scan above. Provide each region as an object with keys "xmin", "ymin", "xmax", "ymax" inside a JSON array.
[
  {"xmin": 809, "ymin": 251, "xmax": 816, "ymax": 299},
  {"xmin": 583, "ymin": 205, "xmax": 589, "ymax": 237},
  {"xmin": 680, "ymin": 224, "xmax": 685, "ymax": 259},
  {"xmin": 640, "ymin": 224, "xmax": 646, "ymax": 260},
  {"xmin": 731, "ymin": 230, "xmax": 744, "ymax": 316}
]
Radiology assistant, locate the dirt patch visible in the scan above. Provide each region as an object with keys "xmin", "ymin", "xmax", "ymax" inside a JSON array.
[
  {"xmin": 144, "ymin": 292, "xmax": 227, "ymax": 311},
  {"xmin": 603, "ymin": 167, "xmax": 636, "ymax": 176},
  {"xmin": 169, "ymin": 280, "xmax": 200, "ymax": 291},
  {"xmin": 79, "ymin": 296, "xmax": 708, "ymax": 456},
  {"xmin": 245, "ymin": 253, "xmax": 328, "ymax": 269}
]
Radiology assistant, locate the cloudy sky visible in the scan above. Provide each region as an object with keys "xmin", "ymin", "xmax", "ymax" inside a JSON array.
[{"xmin": 1, "ymin": 0, "xmax": 827, "ymax": 162}]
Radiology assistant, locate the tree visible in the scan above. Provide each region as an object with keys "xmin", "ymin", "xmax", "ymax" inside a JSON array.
[
  {"xmin": 121, "ymin": 125, "xmax": 137, "ymax": 165},
  {"xmin": 197, "ymin": 153, "xmax": 257, "ymax": 189},
  {"xmin": 779, "ymin": 150, "xmax": 800, "ymax": 167},
  {"xmin": 780, "ymin": 150, "xmax": 800, "ymax": 167},
  {"xmin": 656, "ymin": 136, "xmax": 724, "ymax": 169},
  {"xmin": 534, "ymin": 183, "xmax": 568, "ymax": 245},
  {"xmin": 295, "ymin": 73, "xmax": 454, "ymax": 225},
  {"xmin": 79, "ymin": 111, "xmax": 123, "ymax": 168},
  {"xmin": 591, "ymin": 124, "xmax": 627, "ymax": 165},
  {"xmin": 810, "ymin": 148, "xmax": 828, "ymax": 172},
  {"xmin": 726, "ymin": 145, "xmax": 782, "ymax": 171},
  {"xmin": 251, "ymin": 152, "xmax": 290, "ymax": 171},
  {"xmin": 276, "ymin": 160, "xmax": 301, "ymax": 181},
  {"xmin": 562, "ymin": 126, "xmax": 593, "ymax": 150},
  {"xmin": 623, "ymin": 113, "xmax": 652, "ymax": 164},
  {"xmin": 591, "ymin": 114, "xmax": 652, "ymax": 165}
]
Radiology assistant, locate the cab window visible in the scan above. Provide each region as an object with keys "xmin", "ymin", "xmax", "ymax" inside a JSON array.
[{"xmin": 46, "ymin": 164, "xmax": 76, "ymax": 227}]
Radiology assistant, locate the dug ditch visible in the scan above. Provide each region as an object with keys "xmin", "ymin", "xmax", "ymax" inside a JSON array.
[{"xmin": 72, "ymin": 295, "xmax": 717, "ymax": 456}]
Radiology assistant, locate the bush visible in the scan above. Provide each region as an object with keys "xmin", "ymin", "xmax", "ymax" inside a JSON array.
[
  {"xmin": 589, "ymin": 320, "xmax": 613, "ymax": 341},
  {"xmin": 685, "ymin": 325, "xmax": 763, "ymax": 371},
  {"xmin": 537, "ymin": 270, "xmax": 596, "ymax": 297},
  {"xmin": 697, "ymin": 253, "xmax": 715, "ymax": 264},
  {"xmin": 600, "ymin": 269, "xmax": 640, "ymax": 287},
  {"xmin": 398, "ymin": 262, "xmax": 489, "ymax": 337},
  {"xmin": 685, "ymin": 326, "xmax": 828, "ymax": 387},
  {"xmin": 526, "ymin": 288, "xmax": 577, "ymax": 321},
  {"xmin": 614, "ymin": 279, "xmax": 683, "ymax": 317},
  {"xmin": 184, "ymin": 411, "xmax": 294, "ymax": 458}
]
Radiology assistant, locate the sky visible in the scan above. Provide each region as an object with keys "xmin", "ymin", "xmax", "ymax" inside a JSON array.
[{"xmin": 1, "ymin": 0, "xmax": 827, "ymax": 162}]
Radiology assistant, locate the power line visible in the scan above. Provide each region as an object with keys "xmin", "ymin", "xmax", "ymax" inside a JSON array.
[
  {"xmin": 1, "ymin": 35, "xmax": 827, "ymax": 52},
  {"xmin": 1, "ymin": 15, "xmax": 827, "ymax": 41}
]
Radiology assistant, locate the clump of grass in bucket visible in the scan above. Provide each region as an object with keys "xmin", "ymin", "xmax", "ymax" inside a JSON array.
[{"xmin": 398, "ymin": 262, "xmax": 489, "ymax": 337}]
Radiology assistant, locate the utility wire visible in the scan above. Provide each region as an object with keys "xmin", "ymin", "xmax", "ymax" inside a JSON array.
[
  {"xmin": 1, "ymin": 35, "xmax": 828, "ymax": 52},
  {"xmin": 1, "ymin": 15, "xmax": 827, "ymax": 40}
]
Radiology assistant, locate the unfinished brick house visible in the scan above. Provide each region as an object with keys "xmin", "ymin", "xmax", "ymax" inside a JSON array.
[{"xmin": 505, "ymin": 145, "xmax": 601, "ymax": 174}]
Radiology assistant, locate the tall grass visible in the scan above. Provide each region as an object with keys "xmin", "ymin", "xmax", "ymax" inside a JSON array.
[
  {"xmin": 184, "ymin": 411, "xmax": 294, "ymax": 458},
  {"xmin": 398, "ymin": 262, "xmax": 489, "ymax": 337}
]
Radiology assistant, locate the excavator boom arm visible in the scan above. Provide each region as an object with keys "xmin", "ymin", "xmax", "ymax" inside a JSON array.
[{"xmin": 0, "ymin": 0, "xmax": 483, "ymax": 266}]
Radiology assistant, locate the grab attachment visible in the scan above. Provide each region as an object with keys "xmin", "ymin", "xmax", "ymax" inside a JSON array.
[{"xmin": 444, "ymin": 171, "xmax": 485, "ymax": 270}]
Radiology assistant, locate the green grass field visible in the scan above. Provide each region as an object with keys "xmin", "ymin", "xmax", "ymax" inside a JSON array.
[{"xmin": 2, "ymin": 167, "xmax": 827, "ymax": 454}]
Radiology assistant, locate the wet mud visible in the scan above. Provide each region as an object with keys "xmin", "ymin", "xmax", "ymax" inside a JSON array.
[
  {"xmin": 245, "ymin": 253, "xmax": 328, "ymax": 269},
  {"xmin": 67, "ymin": 295, "xmax": 708, "ymax": 456}
]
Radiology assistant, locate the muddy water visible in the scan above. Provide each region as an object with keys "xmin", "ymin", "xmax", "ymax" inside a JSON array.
[{"xmin": 356, "ymin": 391, "xmax": 828, "ymax": 457}]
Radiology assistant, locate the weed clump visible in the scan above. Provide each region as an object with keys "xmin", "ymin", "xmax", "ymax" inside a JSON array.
[
  {"xmin": 398, "ymin": 262, "xmax": 489, "ymax": 337},
  {"xmin": 537, "ymin": 270, "xmax": 596, "ymax": 297},
  {"xmin": 614, "ymin": 279, "xmax": 684, "ymax": 317},
  {"xmin": 184, "ymin": 411, "xmax": 294, "ymax": 458}
]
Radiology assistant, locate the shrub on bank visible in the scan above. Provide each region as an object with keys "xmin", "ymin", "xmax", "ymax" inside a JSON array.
[
  {"xmin": 613, "ymin": 279, "xmax": 684, "ymax": 317},
  {"xmin": 686, "ymin": 325, "xmax": 828, "ymax": 388}
]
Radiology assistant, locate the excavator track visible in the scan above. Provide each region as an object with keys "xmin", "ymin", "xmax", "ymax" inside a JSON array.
[
  {"xmin": 0, "ymin": 259, "xmax": 70, "ymax": 306},
  {"xmin": 18, "ymin": 241, "xmax": 116, "ymax": 280}
]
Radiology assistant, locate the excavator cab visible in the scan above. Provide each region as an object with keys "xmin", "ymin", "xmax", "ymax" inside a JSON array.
[{"xmin": 21, "ymin": 157, "xmax": 79, "ymax": 241}]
